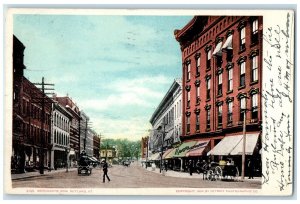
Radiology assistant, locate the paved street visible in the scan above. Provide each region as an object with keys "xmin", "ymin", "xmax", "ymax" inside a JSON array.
[{"xmin": 12, "ymin": 163, "xmax": 261, "ymax": 189}]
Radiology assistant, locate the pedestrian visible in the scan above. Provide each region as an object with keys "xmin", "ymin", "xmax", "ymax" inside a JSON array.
[
  {"xmin": 48, "ymin": 162, "xmax": 51, "ymax": 172},
  {"xmin": 188, "ymin": 160, "xmax": 193, "ymax": 176},
  {"xmin": 164, "ymin": 161, "xmax": 168, "ymax": 172},
  {"xmin": 248, "ymin": 158, "xmax": 254, "ymax": 179},
  {"xmin": 102, "ymin": 160, "xmax": 111, "ymax": 183}
]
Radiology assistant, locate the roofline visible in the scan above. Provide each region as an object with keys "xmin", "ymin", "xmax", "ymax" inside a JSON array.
[
  {"xmin": 149, "ymin": 79, "xmax": 182, "ymax": 124},
  {"xmin": 174, "ymin": 16, "xmax": 198, "ymax": 41}
]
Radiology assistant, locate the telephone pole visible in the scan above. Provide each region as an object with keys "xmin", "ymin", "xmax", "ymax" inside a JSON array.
[{"xmin": 33, "ymin": 77, "xmax": 54, "ymax": 174}]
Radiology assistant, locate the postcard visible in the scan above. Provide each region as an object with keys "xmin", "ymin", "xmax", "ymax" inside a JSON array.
[{"xmin": 4, "ymin": 8, "xmax": 294, "ymax": 196}]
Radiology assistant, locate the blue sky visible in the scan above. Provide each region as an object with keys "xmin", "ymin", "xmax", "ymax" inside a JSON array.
[{"xmin": 13, "ymin": 14, "xmax": 192, "ymax": 141}]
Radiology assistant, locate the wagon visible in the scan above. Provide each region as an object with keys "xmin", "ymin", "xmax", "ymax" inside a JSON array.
[{"xmin": 214, "ymin": 162, "xmax": 239, "ymax": 181}]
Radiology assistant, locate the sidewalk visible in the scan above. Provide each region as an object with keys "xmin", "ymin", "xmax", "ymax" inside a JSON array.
[
  {"xmin": 11, "ymin": 168, "xmax": 77, "ymax": 180},
  {"xmin": 143, "ymin": 165, "xmax": 262, "ymax": 183}
]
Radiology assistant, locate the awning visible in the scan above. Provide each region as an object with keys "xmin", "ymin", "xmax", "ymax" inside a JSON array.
[
  {"xmin": 212, "ymin": 41, "xmax": 223, "ymax": 56},
  {"xmin": 173, "ymin": 141, "xmax": 197, "ymax": 158},
  {"xmin": 222, "ymin": 35, "xmax": 233, "ymax": 50},
  {"xmin": 207, "ymin": 133, "xmax": 260, "ymax": 156},
  {"xmin": 164, "ymin": 148, "xmax": 177, "ymax": 159},
  {"xmin": 148, "ymin": 152, "xmax": 161, "ymax": 161},
  {"xmin": 186, "ymin": 140, "xmax": 210, "ymax": 157},
  {"xmin": 162, "ymin": 148, "xmax": 174, "ymax": 159}
]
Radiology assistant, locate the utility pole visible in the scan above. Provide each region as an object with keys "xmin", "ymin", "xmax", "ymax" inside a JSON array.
[
  {"xmin": 84, "ymin": 119, "xmax": 88, "ymax": 151},
  {"xmin": 241, "ymin": 109, "xmax": 246, "ymax": 180},
  {"xmin": 241, "ymin": 96, "xmax": 249, "ymax": 180},
  {"xmin": 33, "ymin": 77, "xmax": 54, "ymax": 175}
]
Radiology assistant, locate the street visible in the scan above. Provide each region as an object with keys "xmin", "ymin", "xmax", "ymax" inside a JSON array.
[{"xmin": 12, "ymin": 163, "xmax": 261, "ymax": 189}]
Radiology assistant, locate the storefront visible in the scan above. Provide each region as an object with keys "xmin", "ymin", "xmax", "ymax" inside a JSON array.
[{"xmin": 207, "ymin": 132, "xmax": 261, "ymax": 176}]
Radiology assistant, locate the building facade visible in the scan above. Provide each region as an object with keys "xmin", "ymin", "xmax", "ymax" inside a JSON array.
[
  {"xmin": 53, "ymin": 96, "xmax": 80, "ymax": 162},
  {"xmin": 141, "ymin": 136, "xmax": 149, "ymax": 160},
  {"xmin": 78, "ymin": 111, "xmax": 94, "ymax": 157},
  {"xmin": 93, "ymin": 134, "xmax": 100, "ymax": 160},
  {"xmin": 148, "ymin": 79, "xmax": 182, "ymax": 168},
  {"xmin": 50, "ymin": 102, "xmax": 72, "ymax": 169},
  {"xmin": 174, "ymin": 16, "xmax": 262, "ymax": 174},
  {"xmin": 12, "ymin": 35, "xmax": 52, "ymax": 174}
]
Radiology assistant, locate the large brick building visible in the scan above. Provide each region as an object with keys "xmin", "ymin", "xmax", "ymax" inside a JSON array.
[
  {"xmin": 12, "ymin": 35, "xmax": 52, "ymax": 173},
  {"xmin": 174, "ymin": 16, "xmax": 262, "ymax": 174}
]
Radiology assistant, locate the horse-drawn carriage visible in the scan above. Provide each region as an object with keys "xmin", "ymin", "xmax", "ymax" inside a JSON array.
[
  {"xmin": 200, "ymin": 160, "xmax": 239, "ymax": 181},
  {"xmin": 214, "ymin": 163, "xmax": 239, "ymax": 180}
]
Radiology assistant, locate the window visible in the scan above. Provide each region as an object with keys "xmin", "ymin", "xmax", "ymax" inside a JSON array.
[
  {"xmin": 187, "ymin": 63, "xmax": 191, "ymax": 81},
  {"xmin": 196, "ymin": 56, "xmax": 201, "ymax": 75},
  {"xmin": 251, "ymin": 19, "xmax": 259, "ymax": 44},
  {"xmin": 217, "ymin": 105, "xmax": 222, "ymax": 127},
  {"xmin": 187, "ymin": 90, "xmax": 191, "ymax": 108},
  {"xmin": 240, "ymin": 27, "xmax": 246, "ymax": 50},
  {"xmin": 216, "ymin": 55, "xmax": 222, "ymax": 68},
  {"xmin": 240, "ymin": 61, "xmax": 246, "ymax": 87},
  {"xmin": 206, "ymin": 78, "xmax": 211, "ymax": 100},
  {"xmin": 207, "ymin": 50, "xmax": 211, "ymax": 69},
  {"xmin": 196, "ymin": 113, "xmax": 200, "ymax": 131},
  {"xmin": 196, "ymin": 86, "xmax": 200, "ymax": 104},
  {"xmin": 206, "ymin": 109, "xmax": 211, "ymax": 129},
  {"xmin": 252, "ymin": 93, "xmax": 258, "ymax": 120},
  {"xmin": 240, "ymin": 97, "xmax": 246, "ymax": 121},
  {"xmin": 186, "ymin": 116, "xmax": 190, "ymax": 133},
  {"xmin": 218, "ymin": 73, "xmax": 222, "ymax": 95},
  {"xmin": 228, "ymin": 101, "xmax": 233, "ymax": 124},
  {"xmin": 251, "ymin": 56, "xmax": 258, "ymax": 82},
  {"xmin": 227, "ymin": 49, "xmax": 233, "ymax": 62},
  {"xmin": 228, "ymin": 68, "xmax": 233, "ymax": 91}
]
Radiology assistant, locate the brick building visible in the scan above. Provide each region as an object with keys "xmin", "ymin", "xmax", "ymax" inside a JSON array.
[
  {"xmin": 174, "ymin": 16, "xmax": 262, "ymax": 174},
  {"xmin": 141, "ymin": 136, "xmax": 149, "ymax": 160},
  {"xmin": 12, "ymin": 35, "xmax": 52, "ymax": 174}
]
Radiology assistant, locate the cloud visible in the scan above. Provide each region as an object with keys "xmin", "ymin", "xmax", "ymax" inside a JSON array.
[
  {"xmin": 80, "ymin": 75, "xmax": 170, "ymax": 111},
  {"xmin": 90, "ymin": 114, "xmax": 152, "ymax": 141}
]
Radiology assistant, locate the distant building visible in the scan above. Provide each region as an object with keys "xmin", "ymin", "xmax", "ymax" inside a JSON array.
[
  {"xmin": 141, "ymin": 137, "xmax": 149, "ymax": 160},
  {"xmin": 100, "ymin": 147, "xmax": 116, "ymax": 164},
  {"xmin": 93, "ymin": 134, "xmax": 100, "ymax": 160},
  {"xmin": 174, "ymin": 16, "xmax": 262, "ymax": 174}
]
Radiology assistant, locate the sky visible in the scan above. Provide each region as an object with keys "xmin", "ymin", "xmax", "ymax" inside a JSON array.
[{"xmin": 13, "ymin": 14, "xmax": 192, "ymax": 141}]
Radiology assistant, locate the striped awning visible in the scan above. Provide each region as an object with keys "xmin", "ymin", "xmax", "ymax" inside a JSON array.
[
  {"xmin": 162, "ymin": 148, "xmax": 174, "ymax": 159},
  {"xmin": 207, "ymin": 133, "xmax": 260, "ymax": 156},
  {"xmin": 186, "ymin": 140, "xmax": 210, "ymax": 157}
]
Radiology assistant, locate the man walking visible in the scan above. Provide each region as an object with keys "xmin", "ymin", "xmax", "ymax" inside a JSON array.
[{"xmin": 102, "ymin": 160, "xmax": 110, "ymax": 183}]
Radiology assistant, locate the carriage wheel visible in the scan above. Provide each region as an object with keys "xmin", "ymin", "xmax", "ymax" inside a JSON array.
[
  {"xmin": 207, "ymin": 170, "xmax": 214, "ymax": 181},
  {"xmin": 214, "ymin": 166, "xmax": 222, "ymax": 180}
]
